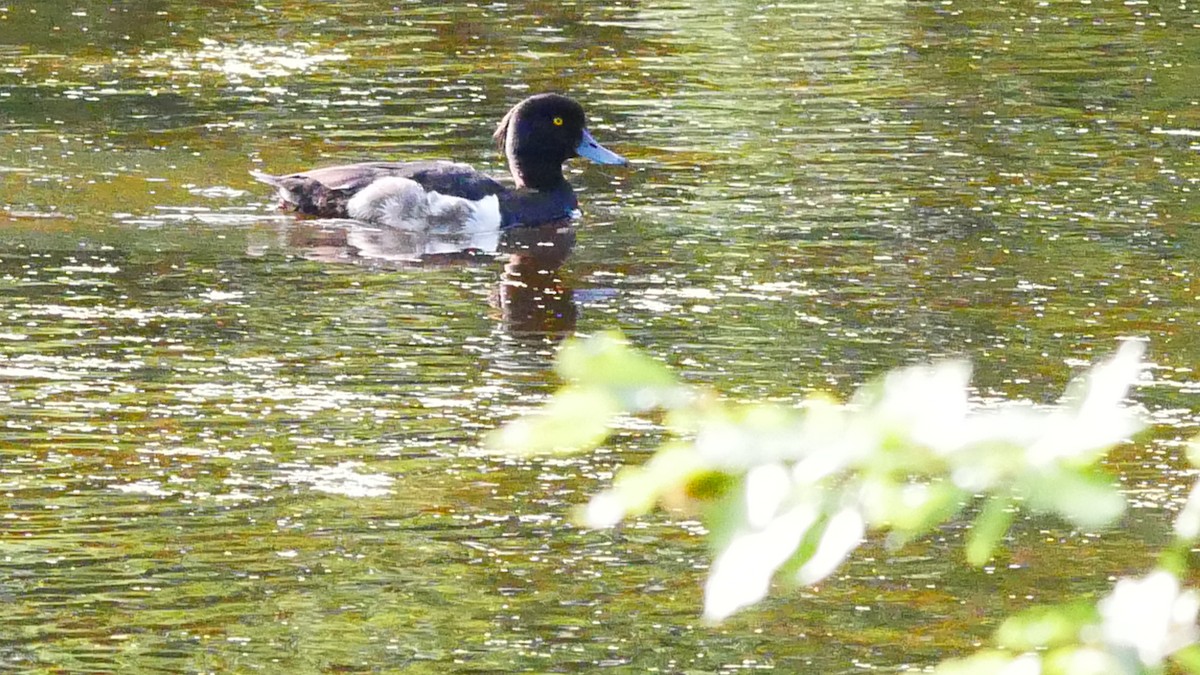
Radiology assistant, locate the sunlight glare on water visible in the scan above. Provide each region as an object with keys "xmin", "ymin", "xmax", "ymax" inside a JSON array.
[{"xmin": 0, "ymin": 0, "xmax": 1198, "ymax": 671}]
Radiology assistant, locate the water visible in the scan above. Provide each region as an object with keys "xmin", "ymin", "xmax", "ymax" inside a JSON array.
[{"xmin": 1, "ymin": 0, "xmax": 1198, "ymax": 671}]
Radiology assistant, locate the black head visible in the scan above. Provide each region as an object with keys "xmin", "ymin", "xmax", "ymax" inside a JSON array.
[{"xmin": 493, "ymin": 94, "xmax": 625, "ymax": 190}]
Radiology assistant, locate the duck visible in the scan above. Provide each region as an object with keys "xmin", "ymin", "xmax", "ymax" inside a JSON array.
[{"xmin": 250, "ymin": 93, "xmax": 627, "ymax": 235}]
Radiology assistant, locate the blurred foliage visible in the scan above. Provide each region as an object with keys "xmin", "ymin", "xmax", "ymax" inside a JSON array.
[
  {"xmin": 494, "ymin": 333, "xmax": 1200, "ymax": 672},
  {"xmin": 3, "ymin": 0, "xmax": 1199, "ymax": 670},
  {"xmin": 492, "ymin": 332, "xmax": 1145, "ymax": 619}
]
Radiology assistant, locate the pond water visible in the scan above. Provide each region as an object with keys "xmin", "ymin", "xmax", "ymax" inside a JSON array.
[{"xmin": 1, "ymin": 0, "xmax": 1198, "ymax": 671}]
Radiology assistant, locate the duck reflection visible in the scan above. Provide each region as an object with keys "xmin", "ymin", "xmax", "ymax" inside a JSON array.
[
  {"xmin": 493, "ymin": 222, "xmax": 577, "ymax": 338},
  {"xmin": 270, "ymin": 218, "xmax": 578, "ymax": 339}
]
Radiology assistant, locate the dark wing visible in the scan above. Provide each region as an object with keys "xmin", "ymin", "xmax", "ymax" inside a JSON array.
[
  {"xmin": 252, "ymin": 161, "xmax": 509, "ymax": 218},
  {"xmin": 272, "ymin": 161, "xmax": 506, "ymax": 199},
  {"xmin": 382, "ymin": 162, "xmax": 509, "ymax": 201}
]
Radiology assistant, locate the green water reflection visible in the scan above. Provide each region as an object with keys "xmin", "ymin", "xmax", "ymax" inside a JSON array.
[{"xmin": 1, "ymin": 0, "xmax": 1198, "ymax": 671}]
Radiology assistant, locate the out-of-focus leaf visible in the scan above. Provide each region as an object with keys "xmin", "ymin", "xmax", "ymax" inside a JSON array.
[
  {"xmin": 776, "ymin": 500, "xmax": 826, "ymax": 581},
  {"xmin": 1019, "ymin": 469, "xmax": 1125, "ymax": 531},
  {"xmin": 692, "ymin": 403, "xmax": 807, "ymax": 469},
  {"xmin": 555, "ymin": 332, "xmax": 685, "ymax": 410},
  {"xmin": 1158, "ymin": 543, "xmax": 1190, "ymax": 579},
  {"xmin": 1187, "ymin": 436, "xmax": 1200, "ymax": 470},
  {"xmin": 1098, "ymin": 570, "xmax": 1200, "ymax": 668},
  {"xmin": 1025, "ymin": 340, "xmax": 1146, "ymax": 467},
  {"xmin": 931, "ymin": 652, "xmax": 1040, "ymax": 675},
  {"xmin": 494, "ymin": 333, "xmax": 1150, "ymax": 623},
  {"xmin": 1041, "ymin": 647, "xmax": 1124, "ymax": 675},
  {"xmin": 1175, "ymin": 478, "xmax": 1200, "ymax": 542},
  {"xmin": 796, "ymin": 506, "xmax": 865, "ymax": 585},
  {"xmin": 948, "ymin": 425, "xmax": 1038, "ymax": 492},
  {"xmin": 742, "ymin": 463, "xmax": 793, "ymax": 528},
  {"xmin": 1171, "ymin": 644, "xmax": 1200, "ymax": 674},
  {"xmin": 854, "ymin": 359, "xmax": 973, "ymax": 456},
  {"xmin": 662, "ymin": 390, "xmax": 719, "ymax": 434},
  {"xmin": 487, "ymin": 387, "xmax": 620, "ymax": 456},
  {"xmin": 995, "ymin": 602, "xmax": 1098, "ymax": 651},
  {"xmin": 578, "ymin": 443, "xmax": 709, "ymax": 528},
  {"xmin": 702, "ymin": 488, "xmax": 750, "ymax": 557},
  {"xmin": 1057, "ymin": 340, "xmax": 1146, "ymax": 416},
  {"xmin": 966, "ymin": 496, "xmax": 1014, "ymax": 566},
  {"xmin": 703, "ymin": 502, "xmax": 820, "ymax": 622},
  {"xmin": 861, "ymin": 479, "xmax": 967, "ymax": 538},
  {"xmin": 685, "ymin": 471, "xmax": 737, "ymax": 502}
]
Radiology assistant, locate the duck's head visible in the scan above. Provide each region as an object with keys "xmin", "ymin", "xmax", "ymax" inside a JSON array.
[{"xmin": 493, "ymin": 93, "xmax": 626, "ymax": 190}]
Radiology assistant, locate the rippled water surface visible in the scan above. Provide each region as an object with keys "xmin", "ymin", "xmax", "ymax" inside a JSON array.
[{"xmin": 1, "ymin": 1, "xmax": 1199, "ymax": 671}]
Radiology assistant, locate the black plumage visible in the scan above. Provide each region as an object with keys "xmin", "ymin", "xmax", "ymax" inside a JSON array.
[{"xmin": 251, "ymin": 94, "xmax": 625, "ymax": 230}]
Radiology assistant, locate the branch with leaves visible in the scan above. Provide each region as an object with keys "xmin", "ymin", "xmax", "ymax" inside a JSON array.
[{"xmin": 491, "ymin": 333, "xmax": 1200, "ymax": 673}]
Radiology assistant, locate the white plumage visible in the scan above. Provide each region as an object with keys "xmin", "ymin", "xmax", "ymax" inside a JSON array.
[{"xmin": 345, "ymin": 177, "xmax": 502, "ymax": 255}]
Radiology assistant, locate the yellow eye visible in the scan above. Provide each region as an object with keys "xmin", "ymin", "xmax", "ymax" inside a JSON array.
[{"xmin": 552, "ymin": 116, "xmax": 564, "ymax": 126}]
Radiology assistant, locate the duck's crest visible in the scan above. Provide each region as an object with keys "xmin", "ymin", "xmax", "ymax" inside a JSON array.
[{"xmin": 493, "ymin": 107, "xmax": 514, "ymax": 153}]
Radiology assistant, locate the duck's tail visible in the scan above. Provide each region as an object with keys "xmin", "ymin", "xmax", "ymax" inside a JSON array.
[
  {"xmin": 249, "ymin": 170, "xmax": 333, "ymax": 216},
  {"xmin": 249, "ymin": 169, "xmax": 282, "ymax": 187}
]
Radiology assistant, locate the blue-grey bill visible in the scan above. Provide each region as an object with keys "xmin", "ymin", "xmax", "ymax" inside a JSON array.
[{"xmin": 576, "ymin": 128, "xmax": 627, "ymax": 165}]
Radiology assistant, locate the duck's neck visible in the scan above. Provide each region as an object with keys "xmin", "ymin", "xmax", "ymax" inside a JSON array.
[
  {"xmin": 508, "ymin": 153, "xmax": 568, "ymax": 191},
  {"xmin": 498, "ymin": 178, "xmax": 578, "ymax": 229}
]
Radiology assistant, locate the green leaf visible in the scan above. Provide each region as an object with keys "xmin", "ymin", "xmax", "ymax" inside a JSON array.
[
  {"xmin": 1187, "ymin": 436, "xmax": 1200, "ymax": 470},
  {"xmin": 1057, "ymin": 339, "xmax": 1145, "ymax": 414},
  {"xmin": 702, "ymin": 487, "xmax": 752, "ymax": 555},
  {"xmin": 995, "ymin": 602, "xmax": 1098, "ymax": 651},
  {"xmin": 691, "ymin": 403, "xmax": 812, "ymax": 469},
  {"xmin": 931, "ymin": 652, "xmax": 1037, "ymax": 675},
  {"xmin": 1174, "ymin": 479, "xmax": 1200, "ymax": 542},
  {"xmin": 1171, "ymin": 644, "xmax": 1200, "ymax": 674},
  {"xmin": 1158, "ymin": 541, "xmax": 1194, "ymax": 578},
  {"xmin": 966, "ymin": 496, "xmax": 1014, "ymax": 566},
  {"xmin": 556, "ymin": 332, "xmax": 683, "ymax": 410},
  {"xmin": 777, "ymin": 506, "xmax": 826, "ymax": 580},
  {"xmin": 577, "ymin": 443, "xmax": 710, "ymax": 528},
  {"xmin": 495, "ymin": 335, "xmax": 1150, "ymax": 623},
  {"xmin": 703, "ymin": 501, "xmax": 820, "ymax": 622},
  {"xmin": 685, "ymin": 471, "xmax": 737, "ymax": 502},
  {"xmin": 1019, "ymin": 469, "xmax": 1126, "ymax": 530},
  {"xmin": 863, "ymin": 480, "xmax": 967, "ymax": 540},
  {"xmin": 1041, "ymin": 647, "xmax": 1124, "ymax": 675},
  {"xmin": 487, "ymin": 387, "xmax": 621, "ymax": 456},
  {"xmin": 796, "ymin": 507, "xmax": 865, "ymax": 585}
]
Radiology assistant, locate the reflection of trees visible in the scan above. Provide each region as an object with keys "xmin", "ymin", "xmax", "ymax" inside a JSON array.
[
  {"xmin": 0, "ymin": 1, "xmax": 254, "ymax": 132},
  {"xmin": 897, "ymin": 0, "xmax": 1193, "ymax": 218},
  {"xmin": 3, "ymin": 0, "xmax": 1195, "ymax": 375},
  {"xmin": 0, "ymin": 0, "xmax": 172, "ymax": 52}
]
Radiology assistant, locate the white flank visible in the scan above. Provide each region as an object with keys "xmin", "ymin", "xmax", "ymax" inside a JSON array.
[
  {"xmin": 430, "ymin": 191, "xmax": 501, "ymax": 233},
  {"xmin": 346, "ymin": 177, "xmax": 502, "ymax": 256},
  {"xmin": 346, "ymin": 177, "xmax": 428, "ymax": 230}
]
